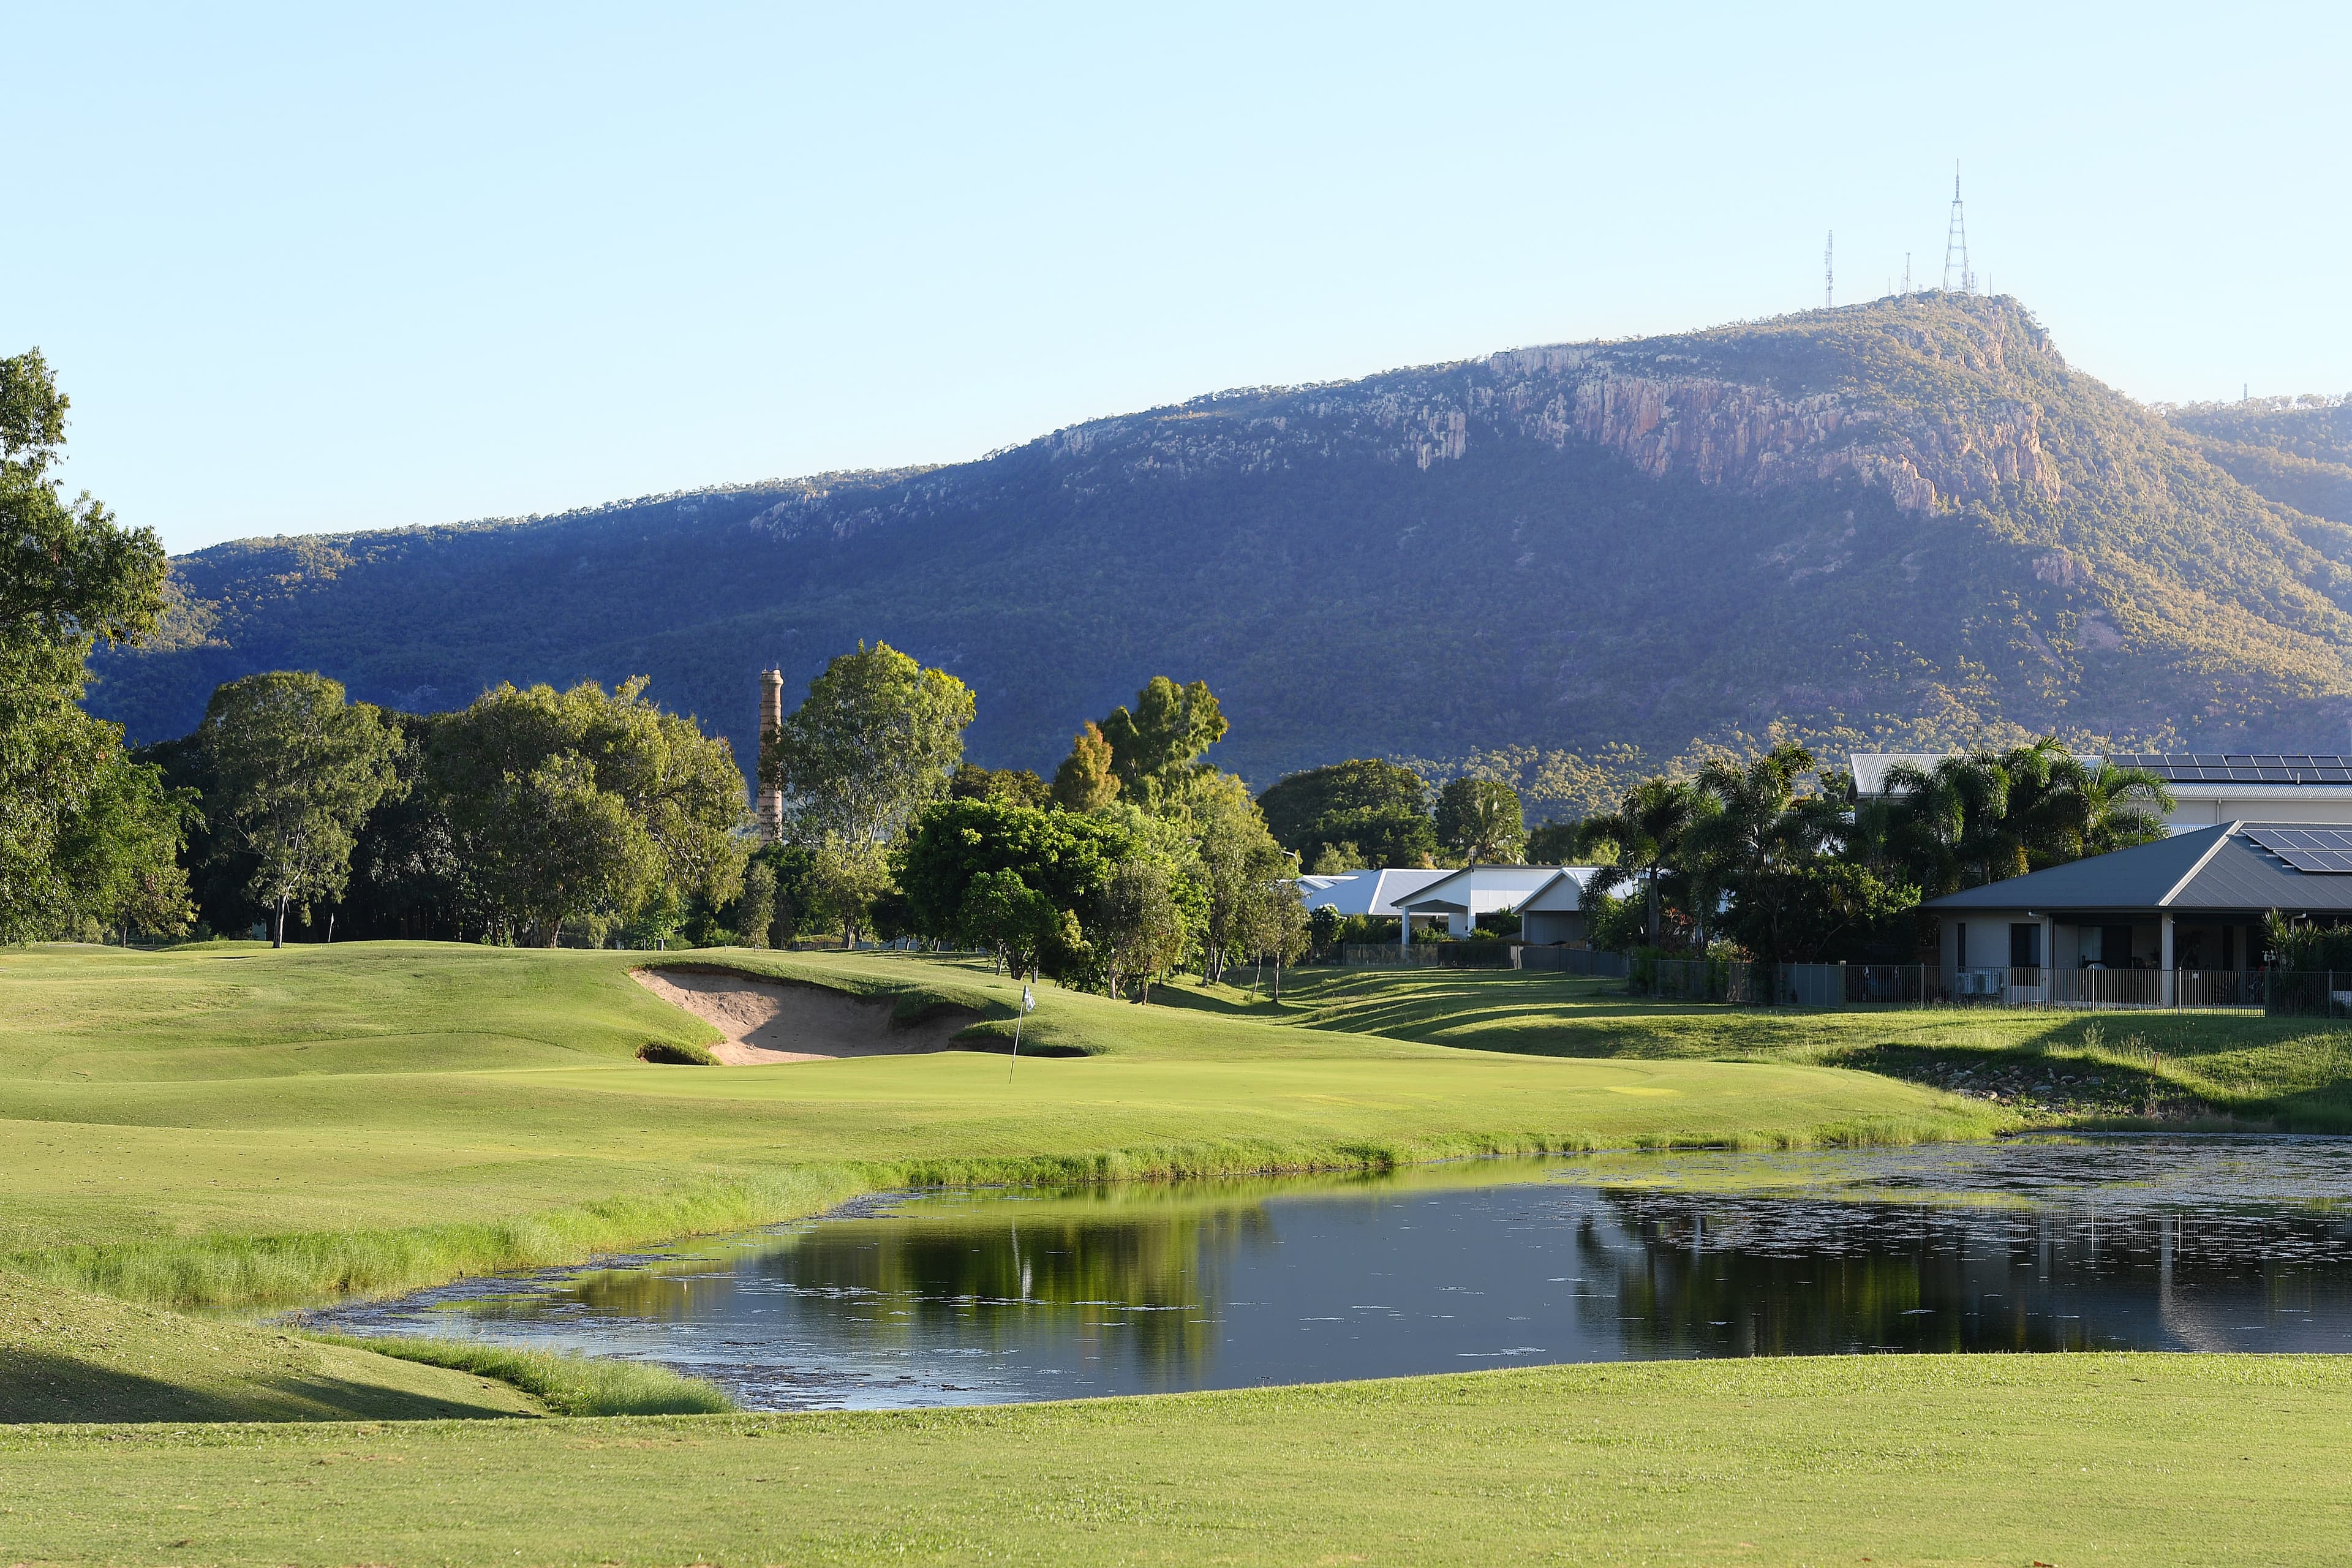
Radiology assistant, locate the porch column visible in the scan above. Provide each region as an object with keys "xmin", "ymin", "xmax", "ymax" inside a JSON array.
[
  {"xmin": 2161, "ymin": 913, "xmax": 2176, "ymax": 1006},
  {"xmin": 1400, "ymin": 910, "xmax": 1411, "ymax": 954}
]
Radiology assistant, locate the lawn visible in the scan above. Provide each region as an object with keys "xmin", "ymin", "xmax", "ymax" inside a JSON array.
[
  {"xmin": 1228, "ymin": 965, "xmax": 2352, "ymax": 1128},
  {"xmin": 6, "ymin": 1353, "xmax": 2348, "ymax": 1566},
  {"xmin": 1, "ymin": 941, "xmax": 1996, "ymax": 1307}
]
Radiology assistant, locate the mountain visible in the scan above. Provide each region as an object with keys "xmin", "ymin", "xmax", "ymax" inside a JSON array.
[{"xmin": 89, "ymin": 295, "xmax": 2352, "ymax": 816}]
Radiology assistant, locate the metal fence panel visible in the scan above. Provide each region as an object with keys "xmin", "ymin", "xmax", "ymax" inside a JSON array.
[{"xmin": 1511, "ymin": 946, "xmax": 1631, "ymax": 978}]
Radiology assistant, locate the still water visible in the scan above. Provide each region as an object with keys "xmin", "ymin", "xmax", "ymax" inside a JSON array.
[{"xmin": 310, "ymin": 1139, "xmax": 2352, "ymax": 1410}]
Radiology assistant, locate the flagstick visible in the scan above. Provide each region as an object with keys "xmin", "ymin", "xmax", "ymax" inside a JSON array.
[{"xmin": 1008, "ymin": 1004, "xmax": 1022, "ymax": 1081}]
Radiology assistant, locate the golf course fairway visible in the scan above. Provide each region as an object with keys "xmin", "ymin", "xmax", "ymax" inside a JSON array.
[
  {"xmin": 10, "ymin": 940, "xmax": 2351, "ymax": 1565},
  {"xmin": 1, "ymin": 942, "xmax": 1997, "ymax": 1306}
]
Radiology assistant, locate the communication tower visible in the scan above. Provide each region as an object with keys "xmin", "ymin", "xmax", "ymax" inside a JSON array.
[
  {"xmin": 1942, "ymin": 162, "xmax": 1973, "ymax": 294},
  {"xmin": 1824, "ymin": 231, "xmax": 1834, "ymax": 308}
]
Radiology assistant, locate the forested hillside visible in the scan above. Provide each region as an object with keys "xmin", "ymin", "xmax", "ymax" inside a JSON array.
[{"xmin": 89, "ymin": 296, "xmax": 2352, "ymax": 815}]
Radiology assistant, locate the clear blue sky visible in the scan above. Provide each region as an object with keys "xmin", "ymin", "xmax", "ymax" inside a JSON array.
[{"xmin": 12, "ymin": 2, "xmax": 2346, "ymax": 554}]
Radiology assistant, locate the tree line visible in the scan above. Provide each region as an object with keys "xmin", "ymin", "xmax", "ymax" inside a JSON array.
[{"xmin": 757, "ymin": 646, "xmax": 1311, "ymax": 998}]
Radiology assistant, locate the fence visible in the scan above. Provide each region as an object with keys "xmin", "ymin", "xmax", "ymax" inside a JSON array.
[
  {"xmin": 1338, "ymin": 942, "xmax": 1514, "ymax": 968},
  {"xmin": 1632, "ymin": 957, "xmax": 2295, "ymax": 1012},
  {"xmin": 1512, "ymin": 945, "xmax": 1632, "ymax": 978}
]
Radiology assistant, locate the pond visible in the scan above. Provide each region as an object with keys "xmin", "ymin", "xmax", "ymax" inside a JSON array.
[{"xmin": 307, "ymin": 1138, "xmax": 2352, "ymax": 1411}]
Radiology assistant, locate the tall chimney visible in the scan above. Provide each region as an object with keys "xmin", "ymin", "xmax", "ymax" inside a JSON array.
[{"xmin": 758, "ymin": 669, "xmax": 785, "ymax": 844}]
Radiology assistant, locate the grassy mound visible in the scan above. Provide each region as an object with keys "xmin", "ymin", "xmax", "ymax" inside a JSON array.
[{"xmin": 0, "ymin": 1272, "xmax": 541, "ymax": 1423}]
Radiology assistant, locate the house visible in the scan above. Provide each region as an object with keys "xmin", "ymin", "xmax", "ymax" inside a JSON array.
[
  {"xmin": 1921, "ymin": 820, "xmax": 2352, "ymax": 997},
  {"xmin": 1852, "ymin": 752, "xmax": 2352, "ymax": 833},
  {"xmin": 1396, "ymin": 864, "xmax": 1583, "ymax": 944}
]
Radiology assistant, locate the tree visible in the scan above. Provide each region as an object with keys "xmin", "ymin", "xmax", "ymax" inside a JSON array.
[
  {"xmin": 957, "ymin": 869, "xmax": 1058, "ymax": 976},
  {"xmin": 950, "ymin": 764, "xmax": 1051, "ymax": 809},
  {"xmin": 1581, "ymin": 778, "xmax": 1700, "ymax": 947},
  {"xmin": 1434, "ymin": 777, "xmax": 1527, "ymax": 863},
  {"xmin": 197, "ymin": 673, "xmax": 402, "ymax": 947},
  {"xmin": 809, "ymin": 832, "xmax": 894, "ymax": 949},
  {"xmin": 1719, "ymin": 861, "xmax": 1920, "ymax": 965},
  {"xmin": 48, "ymin": 752, "xmax": 199, "ymax": 943},
  {"xmin": 428, "ymin": 677, "xmax": 745, "ymax": 945},
  {"xmin": 1256, "ymin": 760, "xmax": 1432, "ymax": 867},
  {"xmin": 1524, "ymin": 820, "xmax": 1581, "ymax": 864},
  {"xmin": 1096, "ymin": 858, "xmax": 1189, "ymax": 1001},
  {"xmin": 1189, "ymin": 772, "xmax": 1289, "ymax": 984},
  {"xmin": 1096, "ymin": 677, "xmax": 1227, "ymax": 809},
  {"xmin": 0, "ymin": 349, "xmax": 168, "ymax": 941},
  {"xmin": 1242, "ymin": 876, "xmax": 1311, "ymax": 1001},
  {"xmin": 767, "ymin": 643, "xmax": 973, "ymax": 848},
  {"xmin": 894, "ymin": 797, "xmax": 1129, "ymax": 978},
  {"xmin": 1050, "ymin": 722, "xmax": 1120, "ymax": 812},
  {"xmin": 736, "ymin": 860, "xmax": 777, "ymax": 949}
]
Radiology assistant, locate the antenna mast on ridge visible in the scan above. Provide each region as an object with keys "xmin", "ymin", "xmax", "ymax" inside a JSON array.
[
  {"xmin": 1825, "ymin": 231, "xmax": 1834, "ymax": 308},
  {"xmin": 1942, "ymin": 162, "xmax": 1973, "ymax": 294}
]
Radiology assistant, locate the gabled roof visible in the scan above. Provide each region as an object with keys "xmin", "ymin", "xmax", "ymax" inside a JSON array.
[
  {"xmin": 1519, "ymin": 867, "xmax": 1603, "ymax": 913},
  {"xmin": 1398, "ymin": 864, "xmax": 1570, "ymax": 914},
  {"xmin": 1293, "ymin": 868, "xmax": 1454, "ymax": 917},
  {"xmin": 1921, "ymin": 822, "xmax": 2352, "ymax": 915}
]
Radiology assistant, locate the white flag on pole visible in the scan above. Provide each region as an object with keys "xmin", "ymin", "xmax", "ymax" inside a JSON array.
[{"xmin": 1021, "ymin": 984, "xmax": 1035, "ymax": 1014}]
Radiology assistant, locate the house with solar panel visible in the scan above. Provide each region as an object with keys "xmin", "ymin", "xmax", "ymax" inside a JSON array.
[
  {"xmin": 1923, "ymin": 822, "xmax": 2352, "ymax": 1005},
  {"xmin": 1851, "ymin": 753, "xmax": 2352, "ymax": 831}
]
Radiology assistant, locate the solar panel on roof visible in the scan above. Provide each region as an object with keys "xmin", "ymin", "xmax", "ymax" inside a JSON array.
[
  {"xmin": 2103, "ymin": 753, "xmax": 2352, "ymax": 784},
  {"xmin": 2243, "ymin": 826, "xmax": 2352, "ymax": 873}
]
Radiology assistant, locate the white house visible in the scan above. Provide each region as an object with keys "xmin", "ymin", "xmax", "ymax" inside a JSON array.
[
  {"xmin": 1397, "ymin": 864, "xmax": 1580, "ymax": 943},
  {"xmin": 1852, "ymin": 752, "xmax": 2352, "ymax": 833}
]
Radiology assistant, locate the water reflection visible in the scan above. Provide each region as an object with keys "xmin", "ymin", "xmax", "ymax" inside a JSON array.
[{"xmin": 309, "ymin": 1139, "xmax": 2352, "ymax": 1409}]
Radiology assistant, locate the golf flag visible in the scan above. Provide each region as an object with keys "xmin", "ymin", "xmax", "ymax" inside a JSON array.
[{"xmin": 1009, "ymin": 981, "xmax": 1034, "ymax": 1080}]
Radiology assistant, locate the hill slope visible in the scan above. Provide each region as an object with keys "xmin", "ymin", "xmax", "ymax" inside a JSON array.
[{"xmin": 90, "ymin": 296, "xmax": 2352, "ymax": 812}]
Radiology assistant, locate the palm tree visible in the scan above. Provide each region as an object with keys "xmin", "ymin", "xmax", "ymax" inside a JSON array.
[{"xmin": 1582, "ymin": 777, "xmax": 1701, "ymax": 947}]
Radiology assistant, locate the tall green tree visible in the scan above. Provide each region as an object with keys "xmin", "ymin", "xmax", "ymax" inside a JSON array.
[
  {"xmin": 48, "ymin": 752, "xmax": 200, "ymax": 943},
  {"xmin": 197, "ymin": 672, "xmax": 402, "ymax": 947},
  {"xmin": 0, "ymin": 350, "xmax": 168, "ymax": 941},
  {"xmin": 1096, "ymin": 858, "xmax": 1189, "ymax": 1001},
  {"xmin": 428, "ymin": 677, "xmax": 745, "ymax": 945},
  {"xmin": 1049, "ymin": 722, "xmax": 1121, "ymax": 812},
  {"xmin": 894, "ymin": 796, "xmax": 1129, "ymax": 978},
  {"xmin": 1256, "ymin": 758, "xmax": 1435, "ymax": 869},
  {"xmin": 1434, "ymin": 777, "xmax": 1526, "ymax": 863},
  {"xmin": 1096, "ymin": 677, "xmax": 1226, "ymax": 809},
  {"xmin": 767, "ymin": 643, "xmax": 974, "ymax": 848},
  {"xmin": 1189, "ymin": 772, "xmax": 1289, "ymax": 984}
]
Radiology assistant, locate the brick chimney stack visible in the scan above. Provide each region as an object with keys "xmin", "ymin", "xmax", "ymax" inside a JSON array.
[{"xmin": 758, "ymin": 669, "xmax": 785, "ymax": 844}]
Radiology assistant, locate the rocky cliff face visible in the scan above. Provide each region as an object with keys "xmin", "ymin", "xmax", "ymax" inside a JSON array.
[{"xmin": 92, "ymin": 295, "xmax": 2352, "ymax": 813}]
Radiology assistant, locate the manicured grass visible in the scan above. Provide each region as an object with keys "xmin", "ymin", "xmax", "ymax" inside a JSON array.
[
  {"xmin": 6, "ymin": 1354, "xmax": 2349, "ymax": 1565},
  {"xmin": 0, "ymin": 1272, "xmax": 541, "ymax": 1423},
  {"xmin": 0, "ymin": 942, "xmax": 1999, "ymax": 1308},
  {"xmin": 1226, "ymin": 965, "xmax": 2352, "ymax": 1129}
]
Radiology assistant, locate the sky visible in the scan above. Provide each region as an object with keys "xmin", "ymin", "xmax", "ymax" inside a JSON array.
[{"xmin": 10, "ymin": 2, "xmax": 2348, "ymax": 554}]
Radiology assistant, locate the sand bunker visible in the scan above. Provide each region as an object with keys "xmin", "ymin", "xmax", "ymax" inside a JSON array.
[{"xmin": 631, "ymin": 967, "xmax": 981, "ymax": 1064}]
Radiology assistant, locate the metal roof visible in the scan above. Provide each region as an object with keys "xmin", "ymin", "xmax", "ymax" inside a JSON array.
[
  {"xmin": 1921, "ymin": 822, "xmax": 2352, "ymax": 915},
  {"xmin": 1398, "ymin": 864, "xmax": 1571, "ymax": 914},
  {"xmin": 1292, "ymin": 868, "xmax": 1454, "ymax": 917}
]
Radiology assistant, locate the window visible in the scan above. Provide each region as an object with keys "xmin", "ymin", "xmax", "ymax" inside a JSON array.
[{"xmin": 2010, "ymin": 922, "xmax": 2042, "ymax": 968}]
